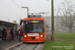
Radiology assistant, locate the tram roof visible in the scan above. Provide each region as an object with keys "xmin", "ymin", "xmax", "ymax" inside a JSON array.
[{"xmin": 23, "ymin": 18, "xmax": 44, "ymax": 21}]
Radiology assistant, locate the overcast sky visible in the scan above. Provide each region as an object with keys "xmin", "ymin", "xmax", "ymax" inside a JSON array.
[{"xmin": 0, "ymin": 0, "xmax": 74, "ymax": 23}]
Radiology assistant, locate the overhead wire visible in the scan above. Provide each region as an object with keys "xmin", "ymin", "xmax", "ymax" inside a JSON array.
[
  {"xmin": 12, "ymin": 0, "xmax": 21, "ymax": 9},
  {"xmin": 12, "ymin": 0, "xmax": 22, "ymax": 20},
  {"xmin": 44, "ymin": 4, "xmax": 50, "ymax": 11},
  {"xmin": 36, "ymin": 0, "xmax": 43, "ymax": 12}
]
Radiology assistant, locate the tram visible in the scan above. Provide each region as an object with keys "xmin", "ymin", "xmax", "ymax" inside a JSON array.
[{"xmin": 20, "ymin": 16, "xmax": 49, "ymax": 43}]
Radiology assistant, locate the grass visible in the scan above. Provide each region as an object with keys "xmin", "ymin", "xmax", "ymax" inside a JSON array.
[
  {"xmin": 43, "ymin": 40, "xmax": 75, "ymax": 50},
  {"xmin": 50, "ymin": 32, "xmax": 75, "ymax": 41}
]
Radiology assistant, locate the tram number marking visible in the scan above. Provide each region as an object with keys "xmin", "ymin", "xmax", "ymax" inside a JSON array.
[{"xmin": 36, "ymin": 37, "xmax": 39, "ymax": 39}]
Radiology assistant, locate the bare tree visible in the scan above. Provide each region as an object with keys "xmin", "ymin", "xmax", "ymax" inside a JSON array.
[{"xmin": 56, "ymin": 0, "xmax": 75, "ymax": 32}]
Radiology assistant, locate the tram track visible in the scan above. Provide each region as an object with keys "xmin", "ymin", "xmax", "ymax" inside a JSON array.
[
  {"xmin": 8, "ymin": 43, "xmax": 44, "ymax": 50},
  {"xmin": 33, "ymin": 44, "xmax": 39, "ymax": 50},
  {"xmin": 21, "ymin": 44, "xmax": 39, "ymax": 50},
  {"xmin": 9, "ymin": 43, "xmax": 28, "ymax": 50}
]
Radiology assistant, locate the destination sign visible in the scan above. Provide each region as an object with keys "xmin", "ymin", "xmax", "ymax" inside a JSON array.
[{"xmin": 29, "ymin": 21, "xmax": 39, "ymax": 23}]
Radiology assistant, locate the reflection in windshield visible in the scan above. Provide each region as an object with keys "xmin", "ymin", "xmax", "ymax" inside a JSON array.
[
  {"xmin": 29, "ymin": 25, "xmax": 42, "ymax": 33},
  {"xmin": 24, "ymin": 20, "xmax": 43, "ymax": 33}
]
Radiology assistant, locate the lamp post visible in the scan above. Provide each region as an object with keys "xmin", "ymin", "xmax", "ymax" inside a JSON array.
[
  {"xmin": 51, "ymin": 0, "xmax": 54, "ymax": 41},
  {"xmin": 21, "ymin": 6, "xmax": 29, "ymax": 18}
]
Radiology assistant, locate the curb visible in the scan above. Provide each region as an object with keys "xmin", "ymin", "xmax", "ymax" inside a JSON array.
[{"xmin": 5, "ymin": 42, "xmax": 23, "ymax": 50}]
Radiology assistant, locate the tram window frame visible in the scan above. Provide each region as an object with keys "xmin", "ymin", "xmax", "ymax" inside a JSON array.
[{"xmin": 24, "ymin": 20, "xmax": 43, "ymax": 33}]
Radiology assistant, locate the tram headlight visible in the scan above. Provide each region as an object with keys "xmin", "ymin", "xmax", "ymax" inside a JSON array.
[
  {"xmin": 40, "ymin": 35, "xmax": 44, "ymax": 37},
  {"xmin": 24, "ymin": 35, "xmax": 26, "ymax": 37}
]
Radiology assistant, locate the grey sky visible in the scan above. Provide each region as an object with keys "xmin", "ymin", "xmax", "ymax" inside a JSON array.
[{"xmin": 0, "ymin": 0, "xmax": 74, "ymax": 23}]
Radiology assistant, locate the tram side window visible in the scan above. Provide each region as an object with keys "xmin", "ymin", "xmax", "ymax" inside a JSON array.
[{"xmin": 45, "ymin": 24, "xmax": 49, "ymax": 32}]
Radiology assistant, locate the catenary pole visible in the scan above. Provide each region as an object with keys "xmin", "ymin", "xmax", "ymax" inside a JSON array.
[
  {"xmin": 51, "ymin": 0, "xmax": 54, "ymax": 41},
  {"xmin": 21, "ymin": 7, "xmax": 29, "ymax": 18}
]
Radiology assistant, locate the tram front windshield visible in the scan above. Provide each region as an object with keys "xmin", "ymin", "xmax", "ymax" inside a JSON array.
[{"xmin": 24, "ymin": 20, "xmax": 43, "ymax": 33}]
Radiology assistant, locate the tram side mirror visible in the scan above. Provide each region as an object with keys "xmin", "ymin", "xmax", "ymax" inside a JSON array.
[{"xmin": 20, "ymin": 20, "xmax": 23, "ymax": 26}]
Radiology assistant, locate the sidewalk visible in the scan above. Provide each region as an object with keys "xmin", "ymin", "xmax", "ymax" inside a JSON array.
[{"xmin": 0, "ymin": 38, "xmax": 22, "ymax": 50}]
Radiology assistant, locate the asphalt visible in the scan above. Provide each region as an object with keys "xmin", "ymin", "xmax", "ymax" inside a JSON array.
[
  {"xmin": 0, "ymin": 35, "xmax": 51, "ymax": 50},
  {"xmin": 0, "ymin": 38, "xmax": 22, "ymax": 50}
]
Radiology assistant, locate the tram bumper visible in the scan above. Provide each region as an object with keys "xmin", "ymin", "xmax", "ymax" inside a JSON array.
[{"xmin": 23, "ymin": 37, "xmax": 45, "ymax": 43}]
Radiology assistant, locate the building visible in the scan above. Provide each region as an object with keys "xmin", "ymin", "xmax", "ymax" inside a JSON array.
[{"xmin": 0, "ymin": 20, "xmax": 17, "ymax": 39}]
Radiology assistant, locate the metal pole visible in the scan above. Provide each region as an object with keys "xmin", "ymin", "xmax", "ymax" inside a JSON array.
[
  {"xmin": 51, "ymin": 0, "xmax": 54, "ymax": 41},
  {"xmin": 21, "ymin": 7, "xmax": 29, "ymax": 18},
  {"xmin": 27, "ymin": 7, "xmax": 29, "ymax": 17}
]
